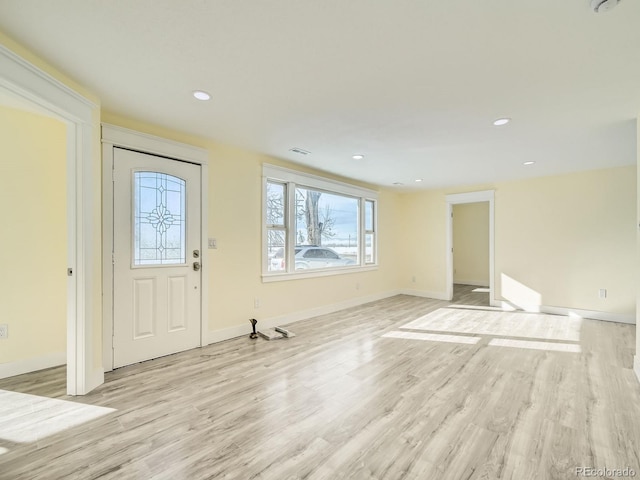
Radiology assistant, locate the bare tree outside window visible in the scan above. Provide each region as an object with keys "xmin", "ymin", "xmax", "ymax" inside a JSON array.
[
  {"xmin": 266, "ymin": 183, "xmax": 286, "ymax": 251},
  {"xmin": 266, "ymin": 182, "xmax": 287, "ymax": 271},
  {"xmin": 296, "ymin": 189, "xmax": 336, "ymax": 246}
]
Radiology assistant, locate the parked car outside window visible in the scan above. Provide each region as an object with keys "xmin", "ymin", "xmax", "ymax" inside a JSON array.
[
  {"xmin": 269, "ymin": 245, "xmax": 356, "ymax": 271},
  {"xmin": 295, "ymin": 246, "xmax": 356, "ymax": 270}
]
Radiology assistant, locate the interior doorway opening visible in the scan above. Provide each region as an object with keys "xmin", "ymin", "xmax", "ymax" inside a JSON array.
[
  {"xmin": 0, "ymin": 99, "xmax": 68, "ymax": 380},
  {"xmin": 0, "ymin": 45, "xmax": 100, "ymax": 395},
  {"xmin": 446, "ymin": 190, "xmax": 496, "ymax": 307}
]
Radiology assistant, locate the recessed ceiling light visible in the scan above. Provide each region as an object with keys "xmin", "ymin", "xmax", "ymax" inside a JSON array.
[
  {"xmin": 352, "ymin": 154, "xmax": 364, "ymax": 160},
  {"xmin": 493, "ymin": 118, "xmax": 510, "ymax": 126},
  {"xmin": 193, "ymin": 90, "xmax": 211, "ymax": 101},
  {"xmin": 415, "ymin": 178, "xmax": 423, "ymax": 182},
  {"xmin": 523, "ymin": 161, "xmax": 535, "ymax": 166},
  {"xmin": 392, "ymin": 182, "xmax": 404, "ymax": 186}
]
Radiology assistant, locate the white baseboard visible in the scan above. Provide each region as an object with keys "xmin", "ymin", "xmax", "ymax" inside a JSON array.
[
  {"xmin": 634, "ymin": 356, "xmax": 640, "ymax": 384},
  {"xmin": 539, "ymin": 305, "xmax": 635, "ymax": 324},
  {"xmin": 400, "ymin": 289, "xmax": 449, "ymax": 301},
  {"xmin": 206, "ymin": 291, "xmax": 635, "ymax": 346},
  {"xmin": 84, "ymin": 368, "xmax": 105, "ymax": 396},
  {"xmin": 207, "ymin": 323, "xmax": 253, "ymax": 345},
  {"xmin": 0, "ymin": 351, "xmax": 66, "ymax": 380},
  {"xmin": 207, "ymin": 290, "xmax": 401, "ymax": 345}
]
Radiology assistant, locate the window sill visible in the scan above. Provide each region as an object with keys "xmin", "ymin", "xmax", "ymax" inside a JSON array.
[{"xmin": 262, "ymin": 265, "xmax": 379, "ymax": 283}]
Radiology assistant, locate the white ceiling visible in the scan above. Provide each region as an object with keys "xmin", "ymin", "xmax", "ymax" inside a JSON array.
[{"xmin": 0, "ymin": 0, "xmax": 638, "ymax": 190}]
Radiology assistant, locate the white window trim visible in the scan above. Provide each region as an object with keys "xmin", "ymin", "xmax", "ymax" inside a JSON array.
[
  {"xmin": 262, "ymin": 164, "xmax": 378, "ymax": 281},
  {"xmin": 363, "ymin": 198, "xmax": 376, "ymax": 265}
]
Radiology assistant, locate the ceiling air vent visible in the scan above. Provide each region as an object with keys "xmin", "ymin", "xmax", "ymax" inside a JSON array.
[
  {"xmin": 590, "ymin": 0, "xmax": 621, "ymax": 12},
  {"xmin": 289, "ymin": 147, "xmax": 311, "ymax": 156}
]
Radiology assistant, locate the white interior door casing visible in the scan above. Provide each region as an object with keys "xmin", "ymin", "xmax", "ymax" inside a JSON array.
[
  {"xmin": 1, "ymin": 45, "xmax": 100, "ymax": 395},
  {"xmin": 113, "ymin": 147, "xmax": 201, "ymax": 368}
]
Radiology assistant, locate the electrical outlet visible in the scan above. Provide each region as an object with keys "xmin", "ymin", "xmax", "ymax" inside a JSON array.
[
  {"xmin": 356, "ymin": 282, "xmax": 360, "ymax": 290},
  {"xmin": 598, "ymin": 289, "xmax": 607, "ymax": 299},
  {"xmin": 0, "ymin": 324, "xmax": 7, "ymax": 339},
  {"xmin": 254, "ymin": 298, "xmax": 261, "ymax": 309},
  {"xmin": 412, "ymin": 276, "xmax": 416, "ymax": 283}
]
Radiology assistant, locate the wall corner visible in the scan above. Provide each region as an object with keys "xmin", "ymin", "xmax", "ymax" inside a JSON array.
[{"xmin": 636, "ymin": 115, "xmax": 640, "ymax": 384}]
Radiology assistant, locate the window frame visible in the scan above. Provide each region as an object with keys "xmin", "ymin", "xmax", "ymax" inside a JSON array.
[
  {"xmin": 262, "ymin": 164, "xmax": 378, "ymax": 281},
  {"xmin": 265, "ymin": 180, "xmax": 288, "ymax": 272},
  {"xmin": 363, "ymin": 199, "xmax": 376, "ymax": 266}
]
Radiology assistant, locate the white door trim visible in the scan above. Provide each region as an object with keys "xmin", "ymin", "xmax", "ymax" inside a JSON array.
[
  {"xmin": 446, "ymin": 190, "xmax": 496, "ymax": 307},
  {"xmin": 101, "ymin": 124, "xmax": 209, "ymax": 371},
  {"xmin": 0, "ymin": 44, "xmax": 100, "ymax": 395}
]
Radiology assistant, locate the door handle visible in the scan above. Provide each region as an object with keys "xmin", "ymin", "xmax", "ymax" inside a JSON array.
[{"xmin": 193, "ymin": 261, "xmax": 201, "ymax": 271}]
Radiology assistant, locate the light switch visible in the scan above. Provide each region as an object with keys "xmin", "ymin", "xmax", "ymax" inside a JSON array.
[{"xmin": 208, "ymin": 238, "xmax": 217, "ymax": 249}]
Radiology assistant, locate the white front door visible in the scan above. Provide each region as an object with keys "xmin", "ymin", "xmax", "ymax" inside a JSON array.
[{"xmin": 113, "ymin": 147, "xmax": 201, "ymax": 368}]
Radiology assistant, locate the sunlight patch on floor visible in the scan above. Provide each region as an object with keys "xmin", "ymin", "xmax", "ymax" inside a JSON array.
[
  {"xmin": 489, "ymin": 338, "xmax": 581, "ymax": 353},
  {"xmin": 447, "ymin": 304, "xmax": 514, "ymax": 312},
  {"xmin": 382, "ymin": 331, "xmax": 481, "ymax": 345},
  {"xmin": 401, "ymin": 308, "xmax": 582, "ymax": 342},
  {"xmin": 0, "ymin": 390, "xmax": 116, "ymax": 444}
]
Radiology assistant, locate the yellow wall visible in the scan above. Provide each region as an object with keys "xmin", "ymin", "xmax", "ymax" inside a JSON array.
[
  {"xmin": 206, "ymin": 144, "xmax": 403, "ymax": 330},
  {"xmin": 399, "ymin": 166, "xmax": 636, "ymax": 315},
  {"xmin": 102, "ymin": 112, "xmax": 403, "ymax": 334},
  {"xmin": 495, "ymin": 167, "xmax": 635, "ymax": 314},
  {"xmin": 453, "ymin": 202, "xmax": 489, "ymax": 286},
  {"xmin": 0, "ymin": 106, "xmax": 67, "ymax": 364},
  {"xmin": 397, "ymin": 188, "xmax": 448, "ymax": 295}
]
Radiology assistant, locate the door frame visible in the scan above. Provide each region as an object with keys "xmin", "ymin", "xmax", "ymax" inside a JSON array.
[
  {"xmin": 445, "ymin": 190, "xmax": 496, "ymax": 307},
  {"xmin": 101, "ymin": 124, "xmax": 209, "ymax": 371},
  {"xmin": 0, "ymin": 45, "xmax": 99, "ymax": 395}
]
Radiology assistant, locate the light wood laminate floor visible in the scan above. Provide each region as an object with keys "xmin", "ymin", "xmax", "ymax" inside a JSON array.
[{"xmin": 1, "ymin": 285, "xmax": 639, "ymax": 479}]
